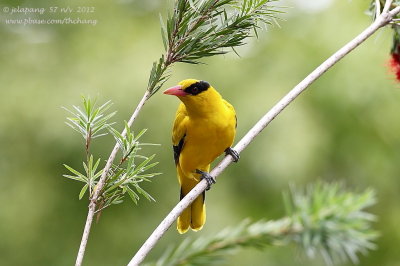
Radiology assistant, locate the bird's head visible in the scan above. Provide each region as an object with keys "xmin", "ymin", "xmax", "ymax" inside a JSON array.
[
  {"xmin": 163, "ymin": 79, "xmax": 210, "ymax": 98},
  {"xmin": 163, "ymin": 79, "xmax": 221, "ymax": 114},
  {"xmin": 164, "ymin": 79, "xmax": 222, "ymax": 115}
]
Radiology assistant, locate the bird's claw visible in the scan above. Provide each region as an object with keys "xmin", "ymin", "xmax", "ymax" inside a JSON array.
[
  {"xmin": 225, "ymin": 147, "xmax": 240, "ymax": 163},
  {"xmin": 196, "ymin": 169, "xmax": 216, "ymax": 191}
]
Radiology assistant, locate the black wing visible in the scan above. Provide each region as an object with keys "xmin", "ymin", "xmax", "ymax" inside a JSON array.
[{"xmin": 173, "ymin": 134, "xmax": 185, "ymax": 165}]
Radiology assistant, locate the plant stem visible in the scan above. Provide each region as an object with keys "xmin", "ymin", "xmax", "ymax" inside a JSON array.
[
  {"xmin": 75, "ymin": 90, "xmax": 150, "ymax": 266},
  {"xmin": 128, "ymin": 5, "xmax": 400, "ymax": 266},
  {"xmin": 376, "ymin": 0, "xmax": 381, "ymax": 19},
  {"xmin": 383, "ymin": 0, "xmax": 393, "ymax": 13}
]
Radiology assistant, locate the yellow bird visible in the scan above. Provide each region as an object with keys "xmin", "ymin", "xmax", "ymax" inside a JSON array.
[{"xmin": 164, "ymin": 79, "xmax": 239, "ymax": 234}]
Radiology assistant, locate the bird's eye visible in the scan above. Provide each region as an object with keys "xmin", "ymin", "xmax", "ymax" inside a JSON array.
[{"xmin": 191, "ymin": 87, "xmax": 199, "ymax": 94}]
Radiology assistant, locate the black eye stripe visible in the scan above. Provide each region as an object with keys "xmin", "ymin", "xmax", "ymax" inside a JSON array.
[{"xmin": 184, "ymin": 81, "xmax": 210, "ymax": 95}]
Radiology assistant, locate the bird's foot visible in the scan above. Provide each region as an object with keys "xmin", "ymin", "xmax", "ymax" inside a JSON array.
[
  {"xmin": 225, "ymin": 147, "xmax": 240, "ymax": 163},
  {"xmin": 196, "ymin": 169, "xmax": 216, "ymax": 191}
]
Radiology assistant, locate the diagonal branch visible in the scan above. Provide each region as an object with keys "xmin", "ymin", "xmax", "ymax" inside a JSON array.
[{"xmin": 128, "ymin": 4, "xmax": 400, "ymax": 266}]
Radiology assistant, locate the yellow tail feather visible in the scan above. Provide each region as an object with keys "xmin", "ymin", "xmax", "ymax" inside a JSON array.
[
  {"xmin": 177, "ymin": 206, "xmax": 191, "ymax": 234},
  {"xmin": 177, "ymin": 190, "xmax": 206, "ymax": 234},
  {"xmin": 177, "ymin": 166, "xmax": 207, "ymax": 234},
  {"xmin": 190, "ymin": 194, "xmax": 206, "ymax": 231}
]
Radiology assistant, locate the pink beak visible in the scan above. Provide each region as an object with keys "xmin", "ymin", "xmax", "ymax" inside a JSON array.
[{"xmin": 163, "ymin": 85, "xmax": 188, "ymax": 96}]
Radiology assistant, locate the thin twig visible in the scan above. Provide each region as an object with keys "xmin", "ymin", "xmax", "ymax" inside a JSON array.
[
  {"xmin": 75, "ymin": 90, "xmax": 150, "ymax": 266},
  {"xmin": 128, "ymin": 5, "xmax": 400, "ymax": 266},
  {"xmin": 383, "ymin": 0, "xmax": 393, "ymax": 14},
  {"xmin": 376, "ymin": 0, "xmax": 381, "ymax": 19}
]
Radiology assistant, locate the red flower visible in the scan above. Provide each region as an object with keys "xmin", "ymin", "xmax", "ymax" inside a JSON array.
[{"xmin": 389, "ymin": 52, "xmax": 400, "ymax": 82}]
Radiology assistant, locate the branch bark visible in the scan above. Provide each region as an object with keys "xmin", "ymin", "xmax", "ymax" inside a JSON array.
[
  {"xmin": 128, "ymin": 5, "xmax": 400, "ymax": 266},
  {"xmin": 75, "ymin": 91, "xmax": 150, "ymax": 266}
]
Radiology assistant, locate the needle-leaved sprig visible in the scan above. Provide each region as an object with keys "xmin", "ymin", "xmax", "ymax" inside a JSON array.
[
  {"xmin": 147, "ymin": 0, "xmax": 281, "ymax": 95},
  {"xmin": 63, "ymin": 97, "xmax": 159, "ymax": 213},
  {"xmin": 144, "ymin": 183, "xmax": 378, "ymax": 266}
]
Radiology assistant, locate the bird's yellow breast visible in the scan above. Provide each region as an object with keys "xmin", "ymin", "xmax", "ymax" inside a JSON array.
[{"xmin": 178, "ymin": 100, "xmax": 236, "ymax": 179}]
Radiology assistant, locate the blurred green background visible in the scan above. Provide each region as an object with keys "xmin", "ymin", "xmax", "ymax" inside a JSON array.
[{"xmin": 1, "ymin": 0, "xmax": 399, "ymax": 265}]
